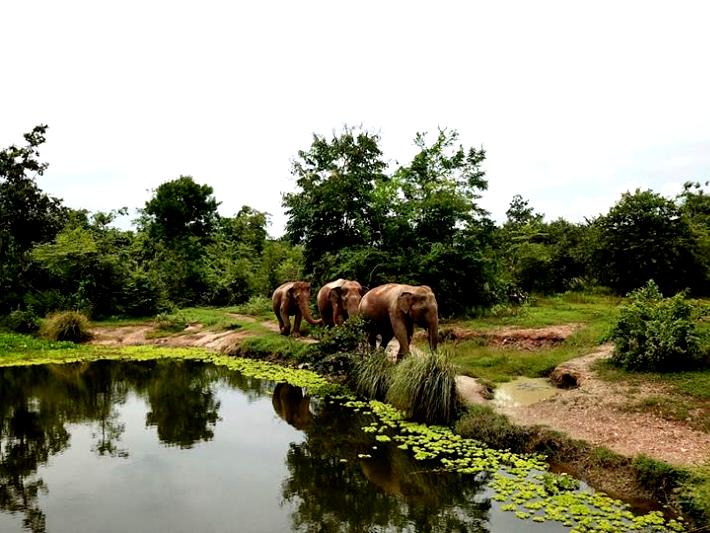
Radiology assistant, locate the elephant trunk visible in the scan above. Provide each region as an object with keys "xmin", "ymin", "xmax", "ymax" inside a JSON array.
[
  {"xmin": 428, "ymin": 317, "xmax": 438, "ymax": 352},
  {"xmin": 301, "ymin": 301, "xmax": 323, "ymax": 326}
]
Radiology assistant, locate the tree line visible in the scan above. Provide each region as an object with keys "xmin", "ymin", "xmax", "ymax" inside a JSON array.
[{"xmin": 2, "ymin": 124, "xmax": 709, "ymax": 320}]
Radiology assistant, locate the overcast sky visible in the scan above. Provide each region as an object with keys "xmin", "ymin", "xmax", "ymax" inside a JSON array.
[{"xmin": 2, "ymin": 0, "xmax": 709, "ymax": 237}]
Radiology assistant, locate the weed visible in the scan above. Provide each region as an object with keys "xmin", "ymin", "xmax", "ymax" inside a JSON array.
[
  {"xmin": 455, "ymin": 404, "xmax": 531, "ymax": 452},
  {"xmin": 351, "ymin": 350, "xmax": 395, "ymax": 400},
  {"xmin": 39, "ymin": 310, "xmax": 93, "ymax": 342},
  {"xmin": 386, "ymin": 350, "xmax": 460, "ymax": 425}
]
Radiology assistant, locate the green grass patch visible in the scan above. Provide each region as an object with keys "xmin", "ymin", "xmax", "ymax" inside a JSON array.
[
  {"xmin": 594, "ymin": 360, "xmax": 710, "ymax": 400},
  {"xmin": 351, "ymin": 350, "xmax": 395, "ymax": 400},
  {"xmin": 227, "ymin": 296, "xmax": 274, "ymax": 319},
  {"xmin": 232, "ymin": 334, "xmax": 311, "ymax": 362},
  {"xmin": 456, "ymin": 293, "xmax": 621, "ymax": 331},
  {"xmin": 386, "ymin": 351, "xmax": 459, "ymax": 425},
  {"xmin": 449, "ymin": 341, "xmax": 584, "ymax": 383}
]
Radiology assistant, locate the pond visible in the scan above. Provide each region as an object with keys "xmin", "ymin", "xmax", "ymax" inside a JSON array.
[{"xmin": 0, "ymin": 360, "xmax": 673, "ymax": 532}]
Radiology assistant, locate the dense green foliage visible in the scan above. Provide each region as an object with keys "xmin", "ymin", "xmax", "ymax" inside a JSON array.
[
  {"xmin": 4, "ymin": 124, "xmax": 710, "ymax": 324},
  {"xmin": 610, "ymin": 281, "xmax": 704, "ymax": 371}
]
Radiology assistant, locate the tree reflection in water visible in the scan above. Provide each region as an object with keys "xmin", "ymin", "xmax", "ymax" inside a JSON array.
[
  {"xmin": 276, "ymin": 384, "xmax": 491, "ymax": 533},
  {"xmin": 0, "ymin": 360, "xmax": 224, "ymax": 532}
]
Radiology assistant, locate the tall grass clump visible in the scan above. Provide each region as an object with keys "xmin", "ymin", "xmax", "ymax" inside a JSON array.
[
  {"xmin": 386, "ymin": 351, "xmax": 459, "ymax": 425},
  {"xmin": 40, "ymin": 310, "xmax": 93, "ymax": 342},
  {"xmin": 351, "ymin": 350, "xmax": 395, "ymax": 400},
  {"xmin": 610, "ymin": 280, "xmax": 704, "ymax": 371}
]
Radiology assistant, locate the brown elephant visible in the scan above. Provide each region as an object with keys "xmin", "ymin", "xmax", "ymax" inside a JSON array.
[
  {"xmin": 357, "ymin": 283, "xmax": 438, "ymax": 360},
  {"xmin": 317, "ymin": 278, "xmax": 366, "ymax": 327},
  {"xmin": 272, "ymin": 281, "xmax": 323, "ymax": 337}
]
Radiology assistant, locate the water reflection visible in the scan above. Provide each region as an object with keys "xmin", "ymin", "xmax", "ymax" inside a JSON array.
[
  {"xmin": 272, "ymin": 383, "xmax": 313, "ymax": 431},
  {"xmin": 0, "ymin": 361, "xmax": 224, "ymax": 532},
  {"xmin": 280, "ymin": 397, "xmax": 491, "ymax": 532},
  {"xmin": 0, "ymin": 360, "xmax": 562, "ymax": 533}
]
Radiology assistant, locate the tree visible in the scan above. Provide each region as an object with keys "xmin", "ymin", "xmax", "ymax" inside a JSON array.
[
  {"xmin": 0, "ymin": 125, "xmax": 68, "ymax": 312},
  {"xmin": 282, "ymin": 127, "xmax": 388, "ymax": 280},
  {"xmin": 384, "ymin": 130, "xmax": 495, "ymax": 314},
  {"xmin": 592, "ymin": 189, "xmax": 703, "ymax": 295},
  {"xmin": 139, "ymin": 175, "xmax": 219, "ymax": 243}
]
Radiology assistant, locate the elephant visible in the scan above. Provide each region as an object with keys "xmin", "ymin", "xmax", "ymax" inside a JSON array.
[
  {"xmin": 272, "ymin": 281, "xmax": 323, "ymax": 337},
  {"xmin": 357, "ymin": 283, "xmax": 438, "ymax": 360},
  {"xmin": 271, "ymin": 382, "xmax": 313, "ymax": 430},
  {"xmin": 316, "ymin": 278, "xmax": 366, "ymax": 327}
]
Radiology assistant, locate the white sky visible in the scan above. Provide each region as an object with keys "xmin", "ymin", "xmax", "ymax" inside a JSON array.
[{"xmin": 2, "ymin": 0, "xmax": 709, "ymax": 237}]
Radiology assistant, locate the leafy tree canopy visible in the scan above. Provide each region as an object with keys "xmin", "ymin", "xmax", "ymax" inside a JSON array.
[{"xmin": 139, "ymin": 175, "xmax": 220, "ymax": 243}]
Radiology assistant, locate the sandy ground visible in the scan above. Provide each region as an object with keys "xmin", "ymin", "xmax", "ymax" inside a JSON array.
[{"xmin": 90, "ymin": 319, "xmax": 709, "ymax": 467}]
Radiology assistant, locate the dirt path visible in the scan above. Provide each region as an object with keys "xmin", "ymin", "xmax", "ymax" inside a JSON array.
[{"xmin": 495, "ymin": 343, "xmax": 710, "ymax": 466}]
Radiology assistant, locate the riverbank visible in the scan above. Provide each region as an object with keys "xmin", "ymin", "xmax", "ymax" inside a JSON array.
[{"xmin": 2, "ymin": 303, "xmax": 708, "ymax": 529}]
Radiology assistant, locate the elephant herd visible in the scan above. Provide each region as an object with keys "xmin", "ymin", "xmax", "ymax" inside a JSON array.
[{"xmin": 271, "ymin": 279, "xmax": 439, "ymax": 359}]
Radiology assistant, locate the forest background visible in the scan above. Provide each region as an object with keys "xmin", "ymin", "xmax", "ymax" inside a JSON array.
[{"xmin": 3, "ymin": 124, "xmax": 709, "ymax": 321}]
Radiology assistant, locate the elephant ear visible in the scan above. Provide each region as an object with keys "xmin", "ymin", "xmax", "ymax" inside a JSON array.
[
  {"xmin": 398, "ymin": 292, "xmax": 414, "ymax": 314},
  {"xmin": 329, "ymin": 286, "xmax": 343, "ymax": 303}
]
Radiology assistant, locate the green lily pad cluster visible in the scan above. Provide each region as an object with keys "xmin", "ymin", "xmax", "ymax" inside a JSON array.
[{"xmin": 343, "ymin": 398, "xmax": 685, "ymax": 533}]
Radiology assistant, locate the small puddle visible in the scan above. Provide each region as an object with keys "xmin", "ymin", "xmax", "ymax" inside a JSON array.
[{"xmin": 492, "ymin": 377, "xmax": 559, "ymax": 408}]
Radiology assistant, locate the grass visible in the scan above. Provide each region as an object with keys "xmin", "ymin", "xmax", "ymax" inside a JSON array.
[
  {"xmin": 439, "ymin": 292, "xmax": 620, "ymax": 383},
  {"xmin": 351, "ymin": 350, "xmax": 395, "ymax": 400},
  {"xmin": 386, "ymin": 350, "xmax": 459, "ymax": 425},
  {"xmin": 456, "ymin": 292, "xmax": 622, "ymax": 330}
]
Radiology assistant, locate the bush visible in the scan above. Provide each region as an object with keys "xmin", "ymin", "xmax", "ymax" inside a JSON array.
[
  {"xmin": 3, "ymin": 309, "xmax": 40, "ymax": 333},
  {"xmin": 231, "ymin": 295, "xmax": 273, "ymax": 318},
  {"xmin": 40, "ymin": 310, "xmax": 93, "ymax": 342},
  {"xmin": 610, "ymin": 280, "xmax": 703, "ymax": 371},
  {"xmin": 632, "ymin": 454, "xmax": 688, "ymax": 495},
  {"xmin": 153, "ymin": 311, "xmax": 188, "ymax": 333},
  {"xmin": 386, "ymin": 351, "xmax": 460, "ymax": 425},
  {"xmin": 455, "ymin": 404, "xmax": 531, "ymax": 452},
  {"xmin": 350, "ymin": 350, "xmax": 395, "ymax": 400},
  {"xmin": 314, "ymin": 316, "xmax": 369, "ymax": 355}
]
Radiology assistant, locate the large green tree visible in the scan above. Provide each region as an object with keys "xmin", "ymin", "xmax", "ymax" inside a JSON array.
[
  {"xmin": 282, "ymin": 127, "xmax": 388, "ymax": 281},
  {"xmin": 384, "ymin": 130, "xmax": 496, "ymax": 314},
  {"xmin": 592, "ymin": 189, "xmax": 703, "ymax": 295},
  {"xmin": 0, "ymin": 125, "xmax": 68, "ymax": 312}
]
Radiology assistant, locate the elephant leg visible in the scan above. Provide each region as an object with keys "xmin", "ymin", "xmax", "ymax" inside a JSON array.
[
  {"xmin": 379, "ymin": 322, "xmax": 394, "ymax": 351},
  {"xmin": 367, "ymin": 329, "xmax": 378, "ymax": 349},
  {"xmin": 279, "ymin": 304, "xmax": 291, "ymax": 336},
  {"xmin": 293, "ymin": 312, "xmax": 303, "ymax": 337},
  {"xmin": 392, "ymin": 319, "xmax": 410, "ymax": 360}
]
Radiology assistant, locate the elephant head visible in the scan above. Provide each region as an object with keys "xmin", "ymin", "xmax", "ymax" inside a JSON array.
[
  {"xmin": 398, "ymin": 287, "xmax": 438, "ymax": 352},
  {"xmin": 273, "ymin": 280, "xmax": 323, "ymax": 337},
  {"xmin": 318, "ymin": 279, "xmax": 366, "ymax": 327},
  {"xmin": 328, "ymin": 283, "xmax": 365, "ymax": 325}
]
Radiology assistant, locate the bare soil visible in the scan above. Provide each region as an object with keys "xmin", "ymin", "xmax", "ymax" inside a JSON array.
[
  {"xmin": 91, "ymin": 320, "xmax": 710, "ymax": 468},
  {"xmin": 438, "ymin": 323, "xmax": 582, "ymax": 350},
  {"xmin": 494, "ymin": 342, "xmax": 710, "ymax": 467}
]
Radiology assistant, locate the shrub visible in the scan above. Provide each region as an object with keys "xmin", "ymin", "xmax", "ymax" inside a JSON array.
[
  {"xmin": 350, "ymin": 350, "xmax": 395, "ymax": 400},
  {"xmin": 152, "ymin": 311, "xmax": 188, "ymax": 333},
  {"xmin": 610, "ymin": 280, "xmax": 703, "ymax": 371},
  {"xmin": 231, "ymin": 295, "xmax": 273, "ymax": 318},
  {"xmin": 3, "ymin": 309, "xmax": 40, "ymax": 333},
  {"xmin": 386, "ymin": 351, "xmax": 460, "ymax": 425},
  {"xmin": 632, "ymin": 454, "xmax": 688, "ymax": 495},
  {"xmin": 40, "ymin": 310, "xmax": 93, "ymax": 342},
  {"xmin": 455, "ymin": 404, "xmax": 531, "ymax": 452},
  {"xmin": 314, "ymin": 316, "xmax": 369, "ymax": 355}
]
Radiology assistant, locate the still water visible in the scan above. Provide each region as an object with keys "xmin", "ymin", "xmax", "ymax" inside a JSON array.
[{"xmin": 0, "ymin": 360, "xmax": 571, "ymax": 532}]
